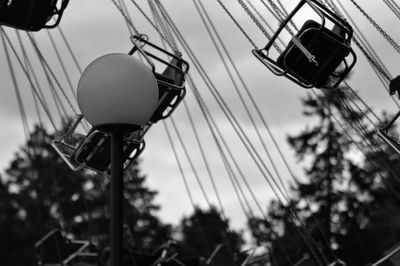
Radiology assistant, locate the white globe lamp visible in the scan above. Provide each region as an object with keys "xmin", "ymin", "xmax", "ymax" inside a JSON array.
[{"xmin": 77, "ymin": 53, "xmax": 159, "ymax": 130}]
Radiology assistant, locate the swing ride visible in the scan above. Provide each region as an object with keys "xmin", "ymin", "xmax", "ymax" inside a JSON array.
[
  {"xmin": 1, "ymin": 0, "xmax": 400, "ymax": 265},
  {"xmin": 253, "ymin": 0, "xmax": 357, "ymax": 89}
]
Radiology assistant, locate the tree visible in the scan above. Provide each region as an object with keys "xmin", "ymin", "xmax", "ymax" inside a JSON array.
[
  {"xmin": 179, "ymin": 206, "xmax": 243, "ymax": 266},
  {"xmin": 1, "ymin": 124, "xmax": 171, "ymax": 265},
  {"xmin": 249, "ymin": 89, "xmax": 400, "ymax": 265}
]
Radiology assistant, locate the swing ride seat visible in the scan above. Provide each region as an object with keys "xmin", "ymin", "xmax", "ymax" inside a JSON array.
[
  {"xmin": 0, "ymin": 0, "xmax": 69, "ymax": 31},
  {"xmin": 129, "ymin": 35, "xmax": 189, "ymax": 123},
  {"xmin": 253, "ymin": 0, "xmax": 357, "ymax": 89},
  {"xmin": 276, "ymin": 20, "xmax": 354, "ymax": 88},
  {"xmin": 35, "ymin": 229, "xmax": 97, "ymax": 266},
  {"xmin": 73, "ymin": 130, "xmax": 145, "ymax": 173},
  {"xmin": 52, "ymin": 116, "xmax": 145, "ymax": 174}
]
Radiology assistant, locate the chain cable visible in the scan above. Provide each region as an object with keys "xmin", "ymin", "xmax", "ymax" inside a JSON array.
[
  {"xmin": 109, "ymin": 0, "xmax": 140, "ymax": 34},
  {"xmin": 326, "ymin": 0, "xmax": 400, "ymax": 108},
  {"xmin": 125, "ymin": 0, "xmax": 179, "ymax": 53},
  {"xmin": 348, "ymin": 0, "xmax": 400, "ymax": 54},
  {"xmin": 236, "ymin": 0, "xmax": 282, "ymax": 53},
  {"xmin": 215, "ymin": 0, "xmax": 258, "ymax": 49},
  {"xmin": 245, "ymin": 0, "xmax": 286, "ymax": 49}
]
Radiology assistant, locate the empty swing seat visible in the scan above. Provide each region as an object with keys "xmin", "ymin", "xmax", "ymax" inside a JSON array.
[
  {"xmin": 129, "ymin": 35, "xmax": 189, "ymax": 123},
  {"xmin": 253, "ymin": 0, "xmax": 357, "ymax": 89},
  {"xmin": 73, "ymin": 131, "xmax": 144, "ymax": 173},
  {"xmin": 52, "ymin": 116, "xmax": 145, "ymax": 174},
  {"xmin": 0, "ymin": 0, "xmax": 69, "ymax": 31},
  {"xmin": 277, "ymin": 20, "xmax": 353, "ymax": 88}
]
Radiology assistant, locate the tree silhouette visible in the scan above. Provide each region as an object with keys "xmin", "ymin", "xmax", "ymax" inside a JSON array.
[
  {"xmin": 249, "ymin": 89, "xmax": 400, "ymax": 265},
  {"xmin": 179, "ymin": 206, "xmax": 243, "ymax": 266},
  {"xmin": 0, "ymin": 124, "xmax": 171, "ymax": 265}
]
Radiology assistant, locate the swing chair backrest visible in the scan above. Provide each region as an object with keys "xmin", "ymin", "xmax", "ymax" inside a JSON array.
[
  {"xmin": 52, "ymin": 115, "xmax": 145, "ymax": 174},
  {"xmin": 0, "ymin": 0, "xmax": 69, "ymax": 31},
  {"xmin": 129, "ymin": 35, "xmax": 189, "ymax": 123},
  {"xmin": 276, "ymin": 19, "xmax": 354, "ymax": 88},
  {"xmin": 253, "ymin": 0, "xmax": 356, "ymax": 89}
]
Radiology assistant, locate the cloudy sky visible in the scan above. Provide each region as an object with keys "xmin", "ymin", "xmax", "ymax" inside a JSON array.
[{"xmin": 0, "ymin": 0, "xmax": 399, "ymax": 233}]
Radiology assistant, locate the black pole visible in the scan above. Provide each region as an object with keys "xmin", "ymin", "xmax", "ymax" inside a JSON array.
[{"xmin": 110, "ymin": 129, "xmax": 124, "ymax": 266}]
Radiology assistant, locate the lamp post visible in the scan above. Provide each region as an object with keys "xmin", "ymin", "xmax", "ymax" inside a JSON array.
[{"xmin": 77, "ymin": 53, "xmax": 159, "ymax": 266}]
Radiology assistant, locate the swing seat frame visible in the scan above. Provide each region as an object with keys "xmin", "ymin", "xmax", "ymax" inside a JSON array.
[
  {"xmin": 377, "ymin": 111, "xmax": 400, "ymax": 154},
  {"xmin": 52, "ymin": 115, "xmax": 145, "ymax": 174},
  {"xmin": 253, "ymin": 0, "xmax": 356, "ymax": 89},
  {"xmin": 35, "ymin": 229, "xmax": 97, "ymax": 266},
  {"xmin": 0, "ymin": 0, "xmax": 69, "ymax": 31},
  {"xmin": 129, "ymin": 34, "xmax": 189, "ymax": 123}
]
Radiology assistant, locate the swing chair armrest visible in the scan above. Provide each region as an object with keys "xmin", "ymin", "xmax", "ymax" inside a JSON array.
[
  {"xmin": 253, "ymin": 49, "xmax": 313, "ymax": 88},
  {"xmin": 51, "ymin": 140, "xmax": 84, "ymax": 171},
  {"xmin": 252, "ymin": 49, "xmax": 288, "ymax": 76},
  {"xmin": 157, "ymin": 78, "xmax": 186, "ymax": 90}
]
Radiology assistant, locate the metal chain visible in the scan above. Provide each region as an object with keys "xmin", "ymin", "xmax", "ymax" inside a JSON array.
[
  {"xmin": 215, "ymin": 0, "xmax": 258, "ymax": 48},
  {"xmin": 236, "ymin": 0, "xmax": 284, "ymax": 53},
  {"xmin": 260, "ymin": 0, "xmax": 298, "ymax": 33},
  {"xmin": 348, "ymin": 0, "xmax": 400, "ymax": 54},
  {"xmin": 126, "ymin": 0, "xmax": 179, "ymax": 53},
  {"xmin": 343, "ymin": 81, "xmax": 382, "ymax": 126},
  {"xmin": 327, "ymin": 0, "xmax": 393, "ymax": 83},
  {"xmin": 236, "ymin": 0, "xmax": 270, "ymax": 39},
  {"xmin": 262, "ymin": 0, "xmax": 286, "ymax": 22},
  {"xmin": 109, "ymin": 0, "xmax": 139, "ymax": 34},
  {"xmin": 148, "ymin": 0, "xmax": 179, "ymax": 52}
]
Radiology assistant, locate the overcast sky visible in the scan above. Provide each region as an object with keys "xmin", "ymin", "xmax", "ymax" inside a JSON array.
[{"xmin": 0, "ymin": 0, "xmax": 399, "ymax": 233}]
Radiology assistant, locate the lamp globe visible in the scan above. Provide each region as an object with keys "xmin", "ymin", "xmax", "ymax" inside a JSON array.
[{"xmin": 77, "ymin": 53, "xmax": 159, "ymax": 130}]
